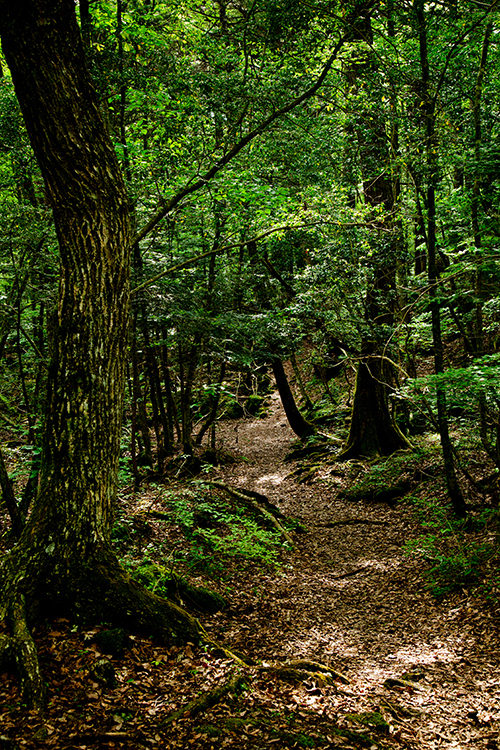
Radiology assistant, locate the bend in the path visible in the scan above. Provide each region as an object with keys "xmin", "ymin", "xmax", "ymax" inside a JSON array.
[{"xmin": 213, "ymin": 389, "xmax": 500, "ymax": 748}]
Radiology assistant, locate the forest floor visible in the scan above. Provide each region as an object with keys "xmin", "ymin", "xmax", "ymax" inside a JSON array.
[{"xmin": 1, "ymin": 390, "xmax": 500, "ymax": 749}]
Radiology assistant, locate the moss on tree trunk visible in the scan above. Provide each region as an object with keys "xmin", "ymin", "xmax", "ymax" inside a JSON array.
[{"xmin": 0, "ymin": 0, "xmax": 201, "ymax": 708}]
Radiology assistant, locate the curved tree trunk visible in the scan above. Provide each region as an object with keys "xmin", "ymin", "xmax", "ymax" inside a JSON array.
[
  {"xmin": 0, "ymin": 0, "xmax": 200, "ymax": 708},
  {"xmin": 272, "ymin": 359, "xmax": 315, "ymax": 440}
]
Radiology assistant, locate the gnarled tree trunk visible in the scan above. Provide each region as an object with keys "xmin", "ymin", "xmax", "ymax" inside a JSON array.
[{"xmin": 0, "ymin": 0, "xmax": 199, "ymax": 709}]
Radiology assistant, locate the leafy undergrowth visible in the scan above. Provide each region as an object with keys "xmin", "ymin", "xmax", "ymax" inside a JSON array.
[
  {"xmin": 112, "ymin": 479, "xmax": 294, "ymax": 590},
  {"xmin": 2, "ymin": 407, "xmax": 500, "ymax": 749}
]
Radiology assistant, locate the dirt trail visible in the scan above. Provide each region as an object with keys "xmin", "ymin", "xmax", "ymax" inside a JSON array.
[{"xmin": 211, "ymin": 389, "xmax": 500, "ymax": 749}]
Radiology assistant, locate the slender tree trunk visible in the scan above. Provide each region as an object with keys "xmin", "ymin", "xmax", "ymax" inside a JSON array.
[
  {"xmin": 142, "ymin": 322, "xmax": 170, "ymax": 469},
  {"xmin": 132, "ymin": 319, "xmax": 154, "ymax": 469},
  {"xmin": 179, "ymin": 337, "xmax": 201, "ymax": 454},
  {"xmin": 195, "ymin": 360, "xmax": 226, "ymax": 446},
  {"xmin": 471, "ymin": 22, "xmax": 496, "ymax": 463},
  {"xmin": 160, "ymin": 327, "xmax": 180, "ymax": 442},
  {"xmin": 415, "ymin": 0, "xmax": 466, "ymax": 517}
]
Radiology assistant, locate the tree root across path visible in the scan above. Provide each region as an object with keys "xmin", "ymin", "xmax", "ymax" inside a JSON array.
[
  {"xmin": 211, "ymin": 480, "xmax": 295, "ymax": 545},
  {"xmin": 258, "ymin": 659, "xmax": 350, "ymax": 686},
  {"xmin": 161, "ymin": 658, "xmax": 349, "ymax": 727},
  {"xmin": 159, "ymin": 657, "xmax": 395, "ymax": 749},
  {"xmin": 161, "ymin": 670, "xmax": 248, "ymax": 726}
]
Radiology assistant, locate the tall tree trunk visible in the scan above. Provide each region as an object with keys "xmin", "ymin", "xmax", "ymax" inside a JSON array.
[
  {"xmin": 340, "ymin": 12, "xmax": 410, "ymax": 460},
  {"xmin": 415, "ymin": 0, "xmax": 466, "ymax": 517},
  {"xmin": 0, "ymin": 0, "xmax": 199, "ymax": 709}
]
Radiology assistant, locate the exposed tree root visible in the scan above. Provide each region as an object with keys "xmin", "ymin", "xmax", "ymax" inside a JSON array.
[
  {"xmin": 161, "ymin": 669, "xmax": 247, "ymax": 726},
  {"xmin": 0, "ymin": 595, "xmax": 45, "ymax": 710},
  {"xmin": 0, "ymin": 548, "xmax": 203, "ymax": 709},
  {"xmin": 211, "ymin": 481, "xmax": 294, "ymax": 545},
  {"xmin": 316, "ymin": 519, "xmax": 390, "ymax": 527},
  {"xmin": 282, "ymin": 659, "xmax": 350, "ymax": 684},
  {"xmin": 203, "ymin": 641, "xmax": 252, "ymax": 668},
  {"xmin": 160, "ymin": 658, "xmax": 350, "ymax": 729},
  {"xmin": 285, "ymin": 441, "xmax": 339, "ymax": 462},
  {"xmin": 2, "ymin": 545, "xmax": 351, "ymax": 715},
  {"xmin": 158, "ymin": 656, "xmax": 355, "ymax": 740},
  {"xmin": 259, "ymin": 659, "xmax": 350, "ymax": 686},
  {"xmin": 44, "ymin": 554, "xmax": 203, "ymax": 645},
  {"xmin": 212, "ymin": 481, "xmax": 286, "ymax": 517}
]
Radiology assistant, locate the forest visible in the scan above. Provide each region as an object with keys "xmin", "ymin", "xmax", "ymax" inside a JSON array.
[{"xmin": 0, "ymin": 0, "xmax": 500, "ymax": 747}]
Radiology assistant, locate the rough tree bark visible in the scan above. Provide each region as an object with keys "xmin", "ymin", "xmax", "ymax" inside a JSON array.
[
  {"xmin": 0, "ymin": 0, "xmax": 199, "ymax": 708},
  {"xmin": 338, "ymin": 9, "xmax": 410, "ymax": 460},
  {"xmin": 338, "ymin": 350, "xmax": 409, "ymax": 460}
]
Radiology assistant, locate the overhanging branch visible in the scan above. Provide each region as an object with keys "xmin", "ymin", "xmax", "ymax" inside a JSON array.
[{"xmin": 132, "ymin": 2, "xmax": 377, "ymax": 247}]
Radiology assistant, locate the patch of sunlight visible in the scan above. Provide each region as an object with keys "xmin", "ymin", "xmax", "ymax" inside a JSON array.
[
  {"xmin": 384, "ymin": 641, "xmax": 464, "ymax": 666},
  {"xmin": 426, "ymin": 432, "xmax": 442, "ymax": 445},
  {"xmin": 256, "ymin": 473, "xmax": 286, "ymax": 486}
]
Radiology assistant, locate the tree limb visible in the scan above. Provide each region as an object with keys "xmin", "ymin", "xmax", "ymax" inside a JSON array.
[{"xmin": 133, "ymin": 1, "xmax": 377, "ymax": 247}]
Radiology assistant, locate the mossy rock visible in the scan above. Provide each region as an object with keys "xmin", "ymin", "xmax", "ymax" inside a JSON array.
[
  {"xmin": 184, "ymin": 583, "xmax": 226, "ymax": 613},
  {"xmin": 224, "ymin": 399, "xmax": 244, "ymax": 419},
  {"xmin": 340, "ymin": 480, "xmax": 412, "ymax": 505},
  {"xmin": 245, "ymin": 394, "xmax": 265, "ymax": 415},
  {"xmin": 132, "ymin": 563, "xmax": 226, "ymax": 613},
  {"xmin": 345, "ymin": 711, "xmax": 390, "ymax": 734},
  {"xmin": 400, "ymin": 670, "xmax": 425, "ymax": 682},
  {"xmin": 89, "ymin": 658, "xmax": 117, "ymax": 688}
]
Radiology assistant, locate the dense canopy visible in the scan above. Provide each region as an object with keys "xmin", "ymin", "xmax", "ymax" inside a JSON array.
[{"xmin": 1, "ymin": 0, "xmax": 500, "ymax": 745}]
